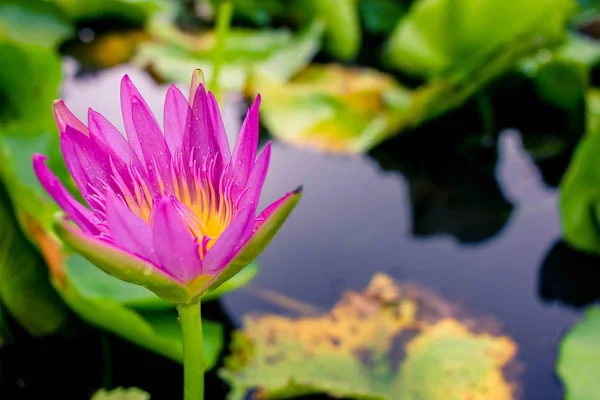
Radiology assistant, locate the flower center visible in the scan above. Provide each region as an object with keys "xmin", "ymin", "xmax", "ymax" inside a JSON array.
[{"xmin": 108, "ymin": 149, "xmax": 237, "ymax": 258}]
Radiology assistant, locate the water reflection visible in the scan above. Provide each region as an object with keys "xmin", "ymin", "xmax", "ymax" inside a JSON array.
[
  {"xmin": 489, "ymin": 72, "xmax": 584, "ymax": 188},
  {"xmin": 539, "ymin": 240, "xmax": 600, "ymax": 308},
  {"xmin": 370, "ymin": 109, "xmax": 513, "ymax": 244}
]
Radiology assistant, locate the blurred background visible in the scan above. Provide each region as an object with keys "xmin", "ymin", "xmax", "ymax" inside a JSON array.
[{"xmin": 1, "ymin": 0, "xmax": 600, "ymax": 399}]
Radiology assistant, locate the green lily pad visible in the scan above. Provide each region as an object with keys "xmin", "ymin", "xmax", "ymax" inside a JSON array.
[
  {"xmin": 91, "ymin": 387, "xmax": 150, "ymax": 400},
  {"xmin": 557, "ymin": 307, "xmax": 600, "ymax": 400},
  {"xmin": 133, "ymin": 20, "xmax": 323, "ymax": 92},
  {"xmin": 220, "ymin": 273, "xmax": 519, "ymax": 400},
  {"xmin": 559, "ymin": 90, "xmax": 600, "ymax": 253},
  {"xmin": 55, "ymin": 255, "xmax": 223, "ymax": 368},
  {"xmin": 384, "ymin": 0, "xmax": 574, "ymax": 78}
]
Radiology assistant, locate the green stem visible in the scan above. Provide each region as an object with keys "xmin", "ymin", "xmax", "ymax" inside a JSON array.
[
  {"xmin": 178, "ymin": 300, "xmax": 205, "ymax": 400},
  {"xmin": 209, "ymin": 0, "xmax": 234, "ymax": 98}
]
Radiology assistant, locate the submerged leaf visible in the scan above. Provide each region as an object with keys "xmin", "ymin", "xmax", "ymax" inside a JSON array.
[
  {"xmin": 557, "ymin": 307, "xmax": 600, "ymax": 400},
  {"xmin": 220, "ymin": 273, "xmax": 519, "ymax": 400},
  {"xmin": 91, "ymin": 387, "xmax": 150, "ymax": 400}
]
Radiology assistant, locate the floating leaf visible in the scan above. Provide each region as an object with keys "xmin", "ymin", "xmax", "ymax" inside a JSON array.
[
  {"xmin": 557, "ymin": 307, "xmax": 600, "ymax": 400},
  {"xmin": 220, "ymin": 273, "xmax": 519, "ymax": 400},
  {"xmin": 91, "ymin": 387, "xmax": 150, "ymax": 400},
  {"xmin": 559, "ymin": 90, "xmax": 600, "ymax": 253},
  {"xmin": 384, "ymin": 0, "xmax": 574, "ymax": 78},
  {"xmin": 255, "ymin": 18, "xmax": 572, "ymax": 154},
  {"xmin": 134, "ymin": 20, "xmax": 323, "ymax": 92},
  {"xmin": 251, "ymin": 64, "xmax": 410, "ymax": 153}
]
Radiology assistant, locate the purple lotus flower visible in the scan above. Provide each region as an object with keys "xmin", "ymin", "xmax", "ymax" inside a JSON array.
[{"xmin": 33, "ymin": 70, "xmax": 300, "ymax": 303}]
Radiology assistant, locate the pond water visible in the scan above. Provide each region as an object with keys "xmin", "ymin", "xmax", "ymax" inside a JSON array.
[{"xmin": 1, "ymin": 61, "xmax": 595, "ymax": 400}]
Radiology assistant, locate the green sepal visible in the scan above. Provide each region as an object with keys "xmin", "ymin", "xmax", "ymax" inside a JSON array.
[
  {"xmin": 54, "ymin": 215, "xmax": 191, "ymax": 303},
  {"xmin": 196, "ymin": 187, "xmax": 301, "ymax": 297}
]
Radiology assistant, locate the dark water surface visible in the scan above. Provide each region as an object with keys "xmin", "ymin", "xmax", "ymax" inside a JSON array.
[{"xmin": 1, "ymin": 62, "xmax": 595, "ymax": 400}]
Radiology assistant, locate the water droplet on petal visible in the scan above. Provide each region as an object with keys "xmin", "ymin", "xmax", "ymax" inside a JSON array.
[{"xmin": 142, "ymin": 266, "xmax": 152, "ymax": 276}]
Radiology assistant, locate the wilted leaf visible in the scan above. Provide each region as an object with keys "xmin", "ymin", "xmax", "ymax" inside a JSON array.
[
  {"xmin": 134, "ymin": 20, "xmax": 323, "ymax": 91},
  {"xmin": 251, "ymin": 64, "xmax": 410, "ymax": 153},
  {"xmin": 384, "ymin": 0, "xmax": 574, "ymax": 78},
  {"xmin": 559, "ymin": 90, "xmax": 600, "ymax": 253},
  {"xmin": 220, "ymin": 273, "xmax": 519, "ymax": 400},
  {"xmin": 557, "ymin": 307, "xmax": 600, "ymax": 400},
  {"xmin": 91, "ymin": 387, "xmax": 150, "ymax": 400},
  {"xmin": 255, "ymin": 17, "xmax": 573, "ymax": 154}
]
